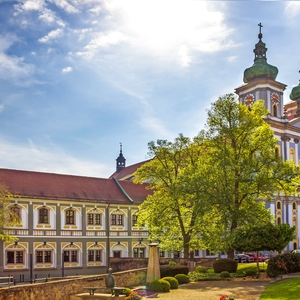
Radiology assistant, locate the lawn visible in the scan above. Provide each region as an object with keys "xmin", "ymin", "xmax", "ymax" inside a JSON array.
[{"xmin": 259, "ymin": 277, "xmax": 300, "ymax": 300}]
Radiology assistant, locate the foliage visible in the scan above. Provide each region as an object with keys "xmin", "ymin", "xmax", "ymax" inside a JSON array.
[
  {"xmin": 220, "ymin": 295, "xmax": 234, "ymax": 300},
  {"xmin": 213, "ymin": 258, "xmax": 237, "ymax": 273},
  {"xmin": 119, "ymin": 288, "xmax": 132, "ymax": 297},
  {"xmin": 195, "ymin": 265, "xmax": 208, "ymax": 273},
  {"xmin": 168, "ymin": 261, "xmax": 176, "ymax": 266},
  {"xmin": 160, "ymin": 265, "xmax": 189, "ymax": 277},
  {"xmin": 0, "ymin": 183, "xmax": 20, "ymax": 242},
  {"xmin": 231, "ymin": 223, "xmax": 295, "ymax": 253},
  {"xmin": 134, "ymin": 94, "xmax": 300, "ymax": 258},
  {"xmin": 149, "ymin": 279, "xmax": 170, "ymax": 292},
  {"xmin": 220, "ymin": 271, "xmax": 231, "ymax": 279},
  {"xmin": 134, "ymin": 134, "xmax": 212, "ymax": 258},
  {"xmin": 267, "ymin": 253, "xmax": 300, "ymax": 278},
  {"xmin": 174, "ymin": 273, "xmax": 190, "ymax": 284},
  {"xmin": 259, "ymin": 277, "xmax": 300, "ymax": 299},
  {"xmin": 161, "ymin": 277, "xmax": 179, "ymax": 289},
  {"xmin": 124, "ymin": 291, "xmax": 142, "ymax": 300}
]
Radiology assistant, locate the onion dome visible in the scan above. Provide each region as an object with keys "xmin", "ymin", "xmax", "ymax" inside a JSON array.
[
  {"xmin": 243, "ymin": 23, "xmax": 278, "ymax": 83},
  {"xmin": 290, "ymin": 72, "xmax": 300, "ymax": 101}
]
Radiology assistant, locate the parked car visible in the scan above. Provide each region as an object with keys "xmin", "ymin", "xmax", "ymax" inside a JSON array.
[
  {"xmin": 234, "ymin": 254, "xmax": 246, "ymax": 263},
  {"xmin": 246, "ymin": 253, "xmax": 266, "ymax": 262},
  {"xmin": 292, "ymin": 249, "xmax": 300, "ymax": 254}
]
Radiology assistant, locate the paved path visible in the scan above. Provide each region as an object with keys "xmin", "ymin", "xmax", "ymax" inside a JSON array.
[{"xmin": 156, "ymin": 281, "xmax": 270, "ymax": 300}]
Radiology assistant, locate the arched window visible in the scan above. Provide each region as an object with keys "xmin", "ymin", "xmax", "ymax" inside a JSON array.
[
  {"xmin": 277, "ymin": 217, "xmax": 281, "ymax": 225},
  {"xmin": 273, "ymin": 104, "xmax": 278, "ymax": 117},
  {"xmin": 290, "ymin": 148, "xmax": 296, "ymax": 163},
  {"xmin": 293, "ymin": 202, "xmax": 297, "ymax": 210},
  {"xmin": 275, "ymin": 146, "xmax": 280, "ymax": 157},
  {"xmin": 294, "ymin": 242, "xmax": 298, "ymax": 250},
  {"xmin": 276, "ymin": 201, "xmax": 281, "ymax": 210},
  {"xmin": 9, "ymin": 205, "xmax": 21, "ymax": 223}
]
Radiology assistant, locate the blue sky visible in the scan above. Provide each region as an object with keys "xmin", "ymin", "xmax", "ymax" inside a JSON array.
[{"xmin": 0, "ymin": 1, "xmax": 300, "ymax": 178}]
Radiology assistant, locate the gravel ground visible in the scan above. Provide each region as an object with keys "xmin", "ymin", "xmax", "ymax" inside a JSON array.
[{"xmin": 154, "ymin": 280, "xmax": 270, "ymax": 300}]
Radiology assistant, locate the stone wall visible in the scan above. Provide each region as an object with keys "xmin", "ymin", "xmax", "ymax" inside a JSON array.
[{"xmin": 0, "ymin": 268, "xmax": 147, "ymax": 300}]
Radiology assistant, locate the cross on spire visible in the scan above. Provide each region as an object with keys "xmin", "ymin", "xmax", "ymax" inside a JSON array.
[{"xmin": 258, "ymin": 23, "xmax": 263, "ymax": 40}]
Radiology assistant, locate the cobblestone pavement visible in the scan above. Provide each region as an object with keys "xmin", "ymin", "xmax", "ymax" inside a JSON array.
[{"xmin": 155, "ymin": 280, "xmax": 270, "ymax": 300}]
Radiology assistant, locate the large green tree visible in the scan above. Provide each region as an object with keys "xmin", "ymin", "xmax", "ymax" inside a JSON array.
[
  {"xmin": 198, "ymin": 94, "xmax": 300, "ymax": 258},
  {"xmin": 134, "ymin": 134, "xmax": 211, "ymax": 258},
  {"xmin": 0, "ymin": 183, "xmax": 20, "ymax": 242},
  {"xmin": 134, "ymin": 94, "xmax": 300, "ymax": 259}
]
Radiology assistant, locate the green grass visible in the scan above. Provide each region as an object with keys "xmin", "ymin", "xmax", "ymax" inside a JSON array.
[
  {"xmin": 237, "ymin": 262, "xmax": 267, "ymax": 273},
  {"xmin": 259, "ymin": 277, "xmax": 300, "ymax": 300}
]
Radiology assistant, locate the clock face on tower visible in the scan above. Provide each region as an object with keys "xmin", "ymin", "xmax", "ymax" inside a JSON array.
[
  {"xmin": 245, "ymin": 94, "xmax": 254, "ymax": 106},
  {"xmin": 271, "ymin": 92, "xmax": 279, "ymax": 104}
]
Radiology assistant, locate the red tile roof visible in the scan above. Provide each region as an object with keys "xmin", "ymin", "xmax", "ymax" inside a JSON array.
[
  {"xmin": 109, "ymin": 159, "xmax": 151, "ymax": 180},
  {"xmin": 0, "ymin": 168, "xmax": 150, "ymax": 205}
]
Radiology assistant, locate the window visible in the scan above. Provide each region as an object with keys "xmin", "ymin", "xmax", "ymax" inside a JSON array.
[
  {"xmin": 293, "ymin": 202, "xmax": 297, "ymax": 210},
  {"xmin": 132, "ymin": 214, "xmax": 138, "ymax": 226},
  {"xmin": 87, "ymin": 213, "xmax": 101, "ymax": 225},
  {"xmin": 66, "ymin": 209, "xmax": 75, "ymax": 225},
  {"xmin": 64, "ymin": 250, "xmax": 77, "ymax": 262},
  {"xmin": 113, "ymin": 250, "xmax": 121, "ymax": 258},
  {"xmin": 273, "ymin": 104, "xmax": 278, "ymax": 117},
  {"xmin": 159, "ymin": 250, "xmax": 165, "ymax": 257},
  {"xmin": 277, "ymin": 217, "xmax": 281, "ymax": 225},
  {"xmin": 194, "ymin": 250, "xmax": 199, "ymax": 256},
  {"xmin": 36, "ymin": 251, "xmax": 52, "ymax": 263},
  {"xmin": 10, "ymin": 206, "xmax": 21, "ymax": 222},
  {"xmin": 174, "ymin": 251, "xmax": 180, "ymax": 258},
  {"xmin": 88, "ymin": 250, "xmax": 102, "ymax": 262},
  {"xmin": 7, "ymin": 251, "xmax": 24, "ymax": 263},
  {"xmin": 276, "ymin": 201, "xmax": 281, "ymax": 210},
  {"xmin": 39, "ymin": 207, "xmax": 49, "ymax": 224},
  {"xmin": 111, "ymin": 214, "xmax": 123, "ymax": 226},
  {"xmin": 133, "ymin": 248, "xmax": 145, "ymax": 258}
]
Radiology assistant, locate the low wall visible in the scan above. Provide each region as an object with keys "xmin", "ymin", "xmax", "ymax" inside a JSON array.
[{"xmin": 0, "ymin": 268, "xmax": 147, "ymax": 300}]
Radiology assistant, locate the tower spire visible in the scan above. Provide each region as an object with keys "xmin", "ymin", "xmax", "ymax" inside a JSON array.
[{"xmin": 116, "ymin": 143, "xmax": 126, "ymax": 173}]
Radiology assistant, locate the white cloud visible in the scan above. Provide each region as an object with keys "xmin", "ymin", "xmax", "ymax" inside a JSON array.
[
  {"xmin": 62, "ymin": 66, "xmax": 73, "ymax": 73},
  {"xmin": 177, "ymin": 45, "xmax": 191, "ymax": 67},
  {"xmin": 0, "ymin": 137, "xmax": 110, "ymax": 178},
  {"xmin": 285, "ymin": 2, "xmax": 300, "ymax": 17},
  {"xmin": 0, "ymin": 35, "xmax": 34, "ymax": 80},
  {"xmin": 49, "ymin": 0, "xmax": 79, "ymax": 14},
  {"xmin": 38, "ymin": 28, "xmax": 63, "ymax": 43},
  {"xmin": 14, "ymin": 0, "xmax": 45, "ymax": 13}
]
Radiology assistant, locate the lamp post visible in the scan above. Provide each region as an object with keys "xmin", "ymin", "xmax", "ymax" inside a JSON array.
[{"xmin": 106, "ymin": 204, "xmax": 110, "ymax": 271}]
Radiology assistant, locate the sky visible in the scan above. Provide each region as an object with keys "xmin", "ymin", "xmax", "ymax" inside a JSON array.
[{"xmin": 0, "ymin": 1, "xmax": 300, "ymax": 179}]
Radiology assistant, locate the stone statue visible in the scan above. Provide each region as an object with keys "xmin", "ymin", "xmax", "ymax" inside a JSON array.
[{"xmin": 105, "ymin": 268, "xmax": 115, "ymax": 292}]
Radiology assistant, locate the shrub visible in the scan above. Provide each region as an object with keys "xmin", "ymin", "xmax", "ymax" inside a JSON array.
[
  {"xmin": 195, "ymin": 266, "xmax": 208, "ymax": 273},
  {"xmin": 174, "ymin": 273, "xmax": 189, "ymax": 284},
  {"xmin": 149, "ymin": 279, "xmax": 170, "ymax": 292},
  {"xmin": 169, "ymin": 261, "xmax": 177, "ymax": 265},
  {"xmin": 244, "ymin": 269, "xmax": 258, "ymax": 277},
  {"xmin": 267, "ymin": 253, "xmax": 300, "ymax": 278},
  {"xmin": 220, "ymin": 271, "xmax": 230, "ymax": 279},
  {"xmin": 161, "ymin": 277, "xmax": 179, "ymax": 289},
  {"xmin": 213, "ymin": 258, "xmax": 237, "ymax": 273},
  {"xmin": 160, "ymin": 265, "xmax": 189, "ymax": 277},
  {"xmin": 119, "ymin": 288, "xmax": 132, "ymax": 297}
]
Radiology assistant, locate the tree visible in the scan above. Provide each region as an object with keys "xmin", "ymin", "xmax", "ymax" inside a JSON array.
[
  {"xmin": 231, "ymin": 223, "xmax": 295, "ymax": 271},
  {"xmin": 198, "ymin": 94, "xmax": 300, "ymax": 258},
  {"xmin": 0, "ymin": 182, "xmax": 20, "ymax": 242},
  {"xmin": 133, "ymin": 134, "xmax": 212, "ymax": 259}
]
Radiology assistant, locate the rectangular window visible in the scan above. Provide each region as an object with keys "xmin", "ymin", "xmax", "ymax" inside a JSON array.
[
  {"xmin": 117, "ymin": 215, "xmax": 123, "ymax": 225},
  {"xmin": 87, "ymin": 213, "xmax": 101, "ymax": 225},
  {"xmin": 132, "ymin": 214, "xmax": 138, "ymax": 226},
  {"xmin": 88, "ymin": 250, "xmax": 102, "ymax": 262},
  {"xmin": 66, "ymin": 210, "xmax": 75, "ymax": 225},
  {"xmin": 194, "ymin": 250, "xmax": 199, "ymax": 256},
  {"xmin": 39, "ymin": 208, "xmax": 49, "ymax": 223},
  {"xmin": 36, "ymin": 251, "xmax": 43, "ymax": 263},
  {"xmin": 71, "ymin": 251, "xmax": 77, "ymax": 262},
  {"xmin": 111, "ymin": 214, "xmax": 116, "ymax": 225},
  {"xmin": 7, "ymin": 251, "xmax": 15, "ymax": 263},
  {"xmin": 63, "ymin": 251, "xmax": 70, "ymax": 262},
  {"xmin": 133, "ymin": 248, "xmax": 145, "ymax": 258},
  {"xmin": 113, "ymin": 250, "xmax": 121, "ymax": 258},
  {"xmin": 159, "ymin": 250, "xmax": 165, "ymax": 258},
  {"xmin": 10, "ymin": 206, "xmax": 21, "ymax": 222},
  {"xmin": 44, "ymin": 251, "xmax": 52, "ymax": 263},
  {"xmin": 16, "ymin": 251, "xmax": 24, "ymax": 263}
]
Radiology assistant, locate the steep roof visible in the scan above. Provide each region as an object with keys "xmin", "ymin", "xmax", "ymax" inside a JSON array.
[
  {"xmin": 0, "ymin": 168, "xmax": 150, "ymax": 205},
  {"xmin": 109, "ymin": 159, "xmax": 151, "ymax": 181}
]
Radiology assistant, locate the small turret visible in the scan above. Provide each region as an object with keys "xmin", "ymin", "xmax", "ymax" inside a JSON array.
[
  {"xmin": 116, "ymin": 143, "xmax": 126, "ymax": 173},
  {"xmin": 290, "ymin": 71, "xmax": 300, "ymax": 101}
]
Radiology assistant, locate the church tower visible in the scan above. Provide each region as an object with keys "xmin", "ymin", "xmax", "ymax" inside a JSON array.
[
  {"xmin": 116, "ymin": 143, "xmax": 126, "ymax": 173},
  {"xmin": 235, "ymin": 23, "xmax": 287, "ymax": 121}
]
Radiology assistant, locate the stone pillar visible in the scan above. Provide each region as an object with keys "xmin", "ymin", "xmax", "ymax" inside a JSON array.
[{"xmin": 146, "ymin": 243, "xmax": 160, "ymax": 284}]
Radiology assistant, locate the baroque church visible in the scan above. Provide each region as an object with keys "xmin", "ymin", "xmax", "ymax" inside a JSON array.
[{"xmin": 1, "ymin": 24, "xmax": 300, "ymax": 280}]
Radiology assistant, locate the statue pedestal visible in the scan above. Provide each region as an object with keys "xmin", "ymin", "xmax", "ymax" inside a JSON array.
[{"xmin": 146, "ymin": 243, "xmax": 160, "ymax": 284}]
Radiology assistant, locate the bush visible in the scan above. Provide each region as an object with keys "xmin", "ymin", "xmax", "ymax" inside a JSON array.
[
  {"xmin": 160, "ymin": 265, "xmax": 189, "ymax": 277},
  {"xmin": 267, "ymin": 253, "xmax": 300, "ymax": 278},
  {"xmin": 244, "ymin": 269, "xmax": 258, "ymax": 277},
  {"xmin": 213, "ymin": 258, "xmax": 237, "ymax": 273},
  {"xmin": 149, "ymin": 279, "xmax": 170, "ymax": 292},
  {"xmin": 174, "ymin": 273, "xmax": 189, "ymax": 284},
  {"xmin": 220, "ymin": 271, "xmax": 230, "ymax": 279},
  {"xmin": 195, "ymin": 266, "xmax": 208, "ymax": 273},
  {"xmin": 161, "ymin": 277, "xmax": 179, "ymax": 289},
  {"xmin": 169, "ymin": 261, "xmax": 177, "ymax": 265}
]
